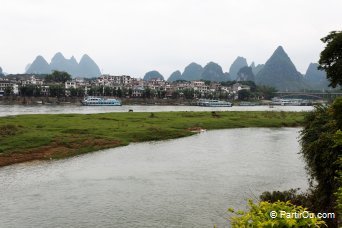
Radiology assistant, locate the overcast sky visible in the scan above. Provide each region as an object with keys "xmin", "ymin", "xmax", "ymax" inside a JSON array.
[{"xmin": 1, "ymin": 0, "xmax": 341, "ymax": 78}]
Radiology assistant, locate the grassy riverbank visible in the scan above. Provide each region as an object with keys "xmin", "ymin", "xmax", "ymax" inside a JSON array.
[{"xmin": 0, "ymin": 111, "xmax": 305, "ymax": 167}]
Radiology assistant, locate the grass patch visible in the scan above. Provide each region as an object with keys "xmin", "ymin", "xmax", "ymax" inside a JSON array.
[
  {"xmin": 0, "ymin": 111, "xmax": 306, "ymax": 166},
  {"xmin": 0, "ymin": 124, "xmax": 21, "ymax": 137}
]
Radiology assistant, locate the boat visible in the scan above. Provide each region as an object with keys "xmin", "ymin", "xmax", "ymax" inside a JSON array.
[
  {"xmin": 81, "ymin": 96, "xmax": 121, "ymax": 106},
  {"xmin": 239, "ymin": 101, "xmax": 257, "ymax": 106},
  {"xmin": 271, "ymin": 97, "xmax": 309, "ymax": 106},
  {"xmin": 196, "ymin": 99, "xmax": 232, "ymax": 107}
]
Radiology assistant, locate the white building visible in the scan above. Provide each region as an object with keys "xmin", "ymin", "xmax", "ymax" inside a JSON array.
[
  {"xmin": 97, "ymin": 75, "xmax": 132, "ymax": 86},
  {"xmin": 191, "ymin": 81, "xmax": 209, "ymax": 93},
  {"xmin": 21, "ymin": 75, "xmax": 43, "ymax": 86},
  {"xmin": 0, "ymin": 80, "xmax": 19, "ymax": 95},
  {"xmin": 65, "ymin": 78, "xmax": 86, "ymax": 89}
]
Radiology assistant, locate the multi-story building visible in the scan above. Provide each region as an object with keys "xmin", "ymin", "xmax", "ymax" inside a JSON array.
[
  {"xmin": 21, "ymin": 75, "xmax": 44, "ymax": 86},
  {"xmin": 65, "ymin": 78, "xmax": 86, "ymax": 89},
  {"xmin": 146, "ymin": 78, "xmax": 166, "ymax": 91},
  {"xmin": 98, "ymin": 75, "xmax": 132, "ymax": 86},
  {"xmin": 0, "ymin": 80, "xmax": 19, "ymax": 95},
  {"xmin": 191, "ymin": 80, "xmax": 209, "ymax": 94},
  {"xmin": 131, "ymin": 86, "xmax": 145, "ymax": 97}
]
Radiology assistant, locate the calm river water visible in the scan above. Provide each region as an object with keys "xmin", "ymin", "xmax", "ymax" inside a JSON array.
[
  {"xmin": 0, "ymin": 128, "xmax": 307, "ymax": 228},
  {"xmin": 0, "ymin": 104, "xmax": 313, "ymax": 116}
]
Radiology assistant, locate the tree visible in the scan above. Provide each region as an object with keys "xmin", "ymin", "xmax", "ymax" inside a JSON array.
[
  {"xmin": 334, "ymin": 130, "xmax": 342, "ymax": 217},
  {"xmin": 117, "ymin": 88, "xmax": 122, "ymax": 98},
  {"xmin": 77, "ymin": 88, "xmax": 85, "ymax": 97},
  {"xmin": 143, "ymin": 87, "xmax": 151, "ymax": 98},
  {"xmin": 318, "ymin": 31, "xmax": 342, "ymax": 88},
  {"xmin": 171, "ymin": 91, "xmax": 180, "ymax": 99},
  {"xmin": 299, "ymin": 98, "xmax": 342, "ymax": 222},
  {"xmin": 104, "ymin": 87, "xmax": 113, "ymax": 96},
  {"xmin": 45, "ymin": 70, "xmax": 72, "ymax": 84},
  {"xmin": 237, "ymin": 89, "xmax": 251, "ymax": 100},
  {"xmin": 182, "ymin": 89, "xmax": 194, "ymax": 99},
  {"xmin": 49, "ymin": 85, "xmax": 65, "ymax": 97},
  {"xmin": 69, "ymin": 88, "xmax": 78, "ymax": 97},
  {"xmin": 88, "ymin": 87, "xmax": 96, "ymax": 96},
  {"xmin": 128, "ymin": 88, "xmax": 133, "ymax": 97},
  {"xmin": 34, "ymin": 86, "xmax": 41, "ymax": 97},
  {"xmin": 4, "ymin": 86, "xmax": 13, "ymax": 96},
  {"xmin": 257, "ymin": 85, "xmax": 277, "ymax": 100},
  {"xmin": 112, "ymin": 88, "xmax": 117, "ymax": 96},
  {"xmin": 19, "ymin": 85, "xmax": 35, "ymax": 97}
]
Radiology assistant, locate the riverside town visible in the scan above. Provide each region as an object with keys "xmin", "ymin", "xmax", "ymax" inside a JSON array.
[
  {"xmin": 0, "ymin": 74, "xmax": 253, "ymax": 99},
  {"xmin": 1, "ymin": 1, "xmax": 342, "ymax": 227},
  {"xmin": 0, "ymin": 73, "xmax": 340, "ymax": 106}
]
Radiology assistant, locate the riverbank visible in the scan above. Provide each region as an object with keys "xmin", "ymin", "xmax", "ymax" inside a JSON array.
[
  {"xmin": 0, "ymin": 96, "xmax": 195, "ymax": 105},
  {"xmin": 0, "ymin": 96, "xmax": 269, "ymax": 106},
  {"xmin": 0, "ymin": 111, "xmax": 305, "ymax": 167}
]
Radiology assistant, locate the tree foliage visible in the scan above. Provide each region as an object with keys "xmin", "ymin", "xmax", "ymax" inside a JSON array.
[
  {"xmin": 19, "ymin": 85, "xmax": 41, "ymax": 97},
  {"xmin": 299, "ymin": 98, "xmax": 342, "ymax": 218},
  {"xmin": 4, "ymin": 86, "xmax": 13, "ymax": 96},
  {"xmin": 334, "ymin": 130, "xmax": 342, "ymax": 217},
  {"xmin": 45, "ymin": 70, "xmax": 72, "ymax": 84},
  {"xmin": 237, "ymin": 89, "xmax": 250, "ymax": 100},
  {"xmin": 318, "ymin": 31, "xmax": 342, "ymax": 88},
  {"xmin": 260, "ymin": 188, "xmax": 310, "ymax": 207},
  {"xmin": 49, "ymin": 85, "xmax": 65, "ymax": 97},
  {"xmin": 69, "ymin": 87, "xmax": 85, "ymax": 97},
  {"xmin": 257, "ymin": 85, "xmax": 277, "ymax": 100},
  {"xmin": 182, "ymin": 88, "xmax": 194, "ymax": 99}
]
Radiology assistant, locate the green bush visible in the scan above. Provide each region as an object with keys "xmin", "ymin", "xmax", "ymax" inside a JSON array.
[
  {"xmin": 260, "ymin": 188, "xmax": 312, "ymax": 208},
  {"xmin": 299, "ymin": 100, "xmax": 341, "ymax": 214},
  {"xmin": 229, "ymin": 200, "xmax": 326, "ymax": 227},
  {"xmin": 334, "ymin": 130, "xmax": 342, "ymax": 218}
]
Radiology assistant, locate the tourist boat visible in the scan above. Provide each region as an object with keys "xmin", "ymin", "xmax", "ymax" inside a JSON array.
[
  {"xmin": 239, "ymin": 101, "xmax": 257, "ymax": 106},
  {"xmin": 271, "ymin": 97, "xmax": 308, "ymax": 106},
  {"xmin": 81, "ymin": 96, "xmax": 121, "ymax": 106},
  {"xmin": 196, "ymin": 99, "xmax": 232, "ymax": 107}
]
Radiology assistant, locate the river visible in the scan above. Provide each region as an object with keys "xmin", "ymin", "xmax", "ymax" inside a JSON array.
[
  {"xmin": 0, "ymin": 104, "xmax": 313, "ymax": 116},
  {"xmin": 0, "ymin": 128, "xmax": 307, "ymax": 228}
]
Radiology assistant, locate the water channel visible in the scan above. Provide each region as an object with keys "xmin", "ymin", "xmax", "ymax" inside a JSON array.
[
  {"xmin": 0, "ymin": 104, "xmax": 313, "ymax": 117},
  {"xmin": 0, "ymin": 128, "xmax": 307, "ymax": 227}
]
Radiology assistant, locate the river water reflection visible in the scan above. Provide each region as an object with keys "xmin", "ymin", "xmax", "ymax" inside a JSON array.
[
  {"xmin": 0, "ymin": 128, "xmax": 307, "ymax": 228},
  {"xmin": 0, "ymin": 104, "xmax": 313, "ymax": 116}
]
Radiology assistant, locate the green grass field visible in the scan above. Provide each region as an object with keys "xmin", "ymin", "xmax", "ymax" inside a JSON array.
[{"xmin": 0, "ymin": 111, "xmax": 305, "ymax": 166}]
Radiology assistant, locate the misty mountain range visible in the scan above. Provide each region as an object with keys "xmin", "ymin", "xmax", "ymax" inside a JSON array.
[
  {"xmin": 1, "ymin": 46, "xmax": 330, "ymax": 91},
  {"xmin": 25, "ymin": 52, "xmax": 101, "ymax": 78},
  {"xmin": 144, "ymin": 46, "xmax": 329, "ymax": 91}
]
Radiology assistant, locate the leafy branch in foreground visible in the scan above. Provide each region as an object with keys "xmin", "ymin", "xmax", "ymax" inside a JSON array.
[{"xmin": 228, "ymin": 200, "xmax": 326, "ymax": 227}]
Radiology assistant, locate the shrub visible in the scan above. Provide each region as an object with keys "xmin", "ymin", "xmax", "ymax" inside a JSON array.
[
  {"xmin": 260, "ymin": 189, "xmax": 307, "ymax": 205},
  {"xmin": 229, "ymin": 200, "xmax": 326, "ymax": 227}
]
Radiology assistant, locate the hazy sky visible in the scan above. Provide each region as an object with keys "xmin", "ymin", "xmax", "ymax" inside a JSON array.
[{"xmin": 1, "ymin": 0, "xmax": 341, "ymax": 78}]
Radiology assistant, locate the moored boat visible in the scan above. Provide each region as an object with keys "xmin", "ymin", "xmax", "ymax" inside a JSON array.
[
  {"xmin": 81, "ymin": 96, "xmax": 121, "ymax": 106},
  {"xmin": 271, "ymin": 97, "xmax": 312, "ymax": 106},
  {"xmin": 196, "ymin": 99, "xmax": 232, "ymax": 107},
  {"xmin": 239, "ymin": 101, "xmax": 257, "ymax": 106}
]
